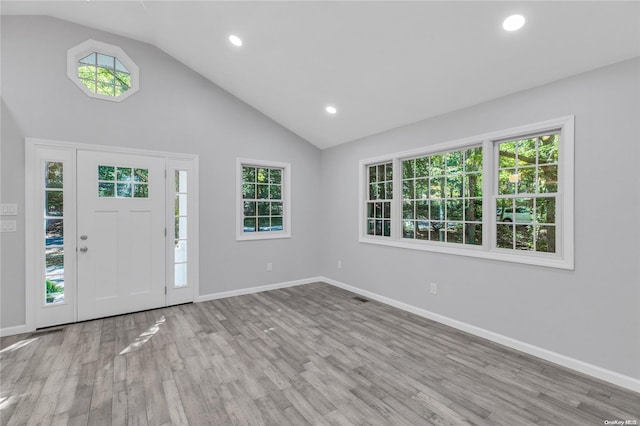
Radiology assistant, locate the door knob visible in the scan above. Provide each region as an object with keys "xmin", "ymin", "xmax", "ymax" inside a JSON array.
[
  {"xmin": 80, "ymin": 246, "xmax": 88, "ymax": 253},
  {"xmin": 80, "ymin": 235, "xmax": 88, "ymax": 240}
]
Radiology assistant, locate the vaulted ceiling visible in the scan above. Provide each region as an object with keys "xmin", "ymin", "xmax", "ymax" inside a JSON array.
[{"xmin": 2, "ymin": 1, "xmax": 639, "ymax": 149}]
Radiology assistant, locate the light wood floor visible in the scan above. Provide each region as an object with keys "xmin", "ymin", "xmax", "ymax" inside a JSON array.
[{"xmin": 1, "ymin": 282, "xmax": 638, "ymax": 425}]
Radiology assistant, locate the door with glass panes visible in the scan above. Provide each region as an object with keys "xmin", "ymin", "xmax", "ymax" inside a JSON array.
[
  {"xmin": 76, "ymin": 150, "xmax": 166, "ymax": 321},
  {"xmin": 34, "ymin": 142, "xmax": 196, "ymax": 329}
]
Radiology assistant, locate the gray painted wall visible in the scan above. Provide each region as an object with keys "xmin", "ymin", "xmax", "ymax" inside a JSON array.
[
  {"xmin": 320, "ymin": 57, "xmax": 640, "ymax": 379},
  {"xmin": 1, "ymin": 16, "xmax": 321, "ymax": 328},
  {"xmin": 2, "ymin": 15, "xmax": 638, "ymax": 382}
]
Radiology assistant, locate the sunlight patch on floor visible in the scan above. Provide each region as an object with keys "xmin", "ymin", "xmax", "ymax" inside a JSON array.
[
  {"xmin": 119, "ymin": 316, "xmax": 165, "ymax": 355},
  {"xmin": 0, "ymin": 395, "xmax": 20, "ymax": 410},
  {"xmin": 0, "ymin": 337, "xmax": 39, "ymax": 355}
]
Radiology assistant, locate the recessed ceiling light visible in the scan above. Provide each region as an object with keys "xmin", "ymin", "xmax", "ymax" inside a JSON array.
[
  {"xmin": 503, "ymin": 14, "xmax": 525, "ymax": 32},
  {"xmin": 229, "ymin": 35, "xmax": 243, "ymax": 47},
  {"xmin": 325, "ymin": 106, "xmax": 337, "ymax": 114}
]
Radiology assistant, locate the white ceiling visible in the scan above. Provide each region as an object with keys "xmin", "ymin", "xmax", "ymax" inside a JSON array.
[{"xmin": 2, "ymin": 1, "xmax": 639, "ymax": 149}]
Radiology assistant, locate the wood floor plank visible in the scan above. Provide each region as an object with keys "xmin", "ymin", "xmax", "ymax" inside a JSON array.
[
  {"xmin": 225, "ymin": 353, "xmax": 268, "ymax": 400},
  {"xmin": 66, "ymin": 413, "xmax": 88, "ymax": 426},
  {"xmin": 125, "ymin": 380, "xmax": 148, "ymax": 426},
  {"xmin": 1, "ymin": 282, "xmax": 638, "ymax": 425},
  {"xmin": 217, "ymin": 382, "xmax": 254, "ymax": 426},
  {"xmin": 53, "ymin": 373, "xmax": 80, "ymax": 417},
  {"xmin": 161, "ymin": 378, "xmax": 189, "ymax": 426},
  {"xmin": 380, "ymin": 395, "xmax": 436, "ymax": 426},
  {"xmin": 67, "ymin": 361, "xmax": 96, "ymax": 420},
  {"xmin": 255, "ymin": 376, "xmax": 293, "ymax": 413},
  {"xmin": 198, "ymin": 377, "xmax": 232, "ymax": 425},
  {"xmin": 142, "ymin": 359, "xmax": 172, "ymax": 426},
  {"xmin": 7, "ymin": 378, "xmax": 46, "ymax": 426},
  {"xmin": 254, "ymin": 395, "xmax": 290, "ymax": 426},
  {"xmin": 282, "ymin": 386, "xmax": 330, "ymax": 426},
  {"xmin": 48, "ymin": 412, "xmax": 70, "ymax": 426},
  {"xmin": 290, "ymin": 376, "xmax": 336, "ymax": 416},
  {"xmin": 299, "ymin": 368, "xmax": 355, "ymax": 408},
  {"xmin": 171, "ymin": 369, "xmax": 212, "ymax": 425},
  {"xmin": 283, "ymin": 404, "xmax": 312, "ymax": 426},
  {"xmin": 111, "ymin": 379, "xmax": 128, "ymax": 426},
  {"xmin": 87, "ymin": 357, "xmax": 113, "ymax": 422},
  {"xmin": 26, "ymin": 390, "xmax": 57, "ymax": 426}
]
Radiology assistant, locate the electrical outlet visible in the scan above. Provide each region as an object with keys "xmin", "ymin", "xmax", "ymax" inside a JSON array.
[
  {"xmin": 337, "ymin": 260, "xmax": 342, "ymax": 269},
  {"xmin": 430, "ymin": 282, "xmax": 438, "ymax": 295},
  {"xmin": 267, "ymin": 262, "xmax": 273, "ymax": 272}
]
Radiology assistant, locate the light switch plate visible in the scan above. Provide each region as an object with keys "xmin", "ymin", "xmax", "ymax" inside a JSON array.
[
  {"xmin": 0, "ymin": 220, "xmax": 17, "ymax": 232},
  {"xmin": 0, "ymin": 204, "xmax": 18, "ymax": 216}
]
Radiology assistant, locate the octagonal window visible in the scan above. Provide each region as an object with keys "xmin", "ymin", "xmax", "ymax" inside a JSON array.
[
  {"xmin": 78, "ymin": 53, "xmax": 131, "ymax": 97},
  {"xmin": 67, "ymin": 39, "xmax": 139, "ymax": 102}
]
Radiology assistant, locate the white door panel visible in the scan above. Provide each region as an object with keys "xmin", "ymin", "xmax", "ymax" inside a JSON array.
[{"xmin": 77, "ymin": 150, "xmax": 166, "ymax": 321}]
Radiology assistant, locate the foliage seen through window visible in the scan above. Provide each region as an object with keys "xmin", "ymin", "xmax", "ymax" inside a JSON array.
[
  {"xmin": 78, "ymin": 52, "xmax": 131, "ymax": 97},
  {"xmin": 401, "ymin": 147, "xmax": 482, "ymax": 245},
  {"xmin": 496, "ymin": 133, "xmax": 559, "ymax": 253},
  {"xmin": 242, "ymin": 166, "xmax": 283, "ymax": 233}
]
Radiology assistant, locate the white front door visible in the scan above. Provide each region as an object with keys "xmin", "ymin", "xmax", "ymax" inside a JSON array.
[{"xmin": 76, "ymin": 150, "xmax": 166, "ymax": 321}]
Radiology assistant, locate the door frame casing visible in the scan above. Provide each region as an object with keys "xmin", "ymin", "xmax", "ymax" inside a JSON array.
[{"xmin": 25, "ymin": 138, "xmax": 199, "ymax": 331}]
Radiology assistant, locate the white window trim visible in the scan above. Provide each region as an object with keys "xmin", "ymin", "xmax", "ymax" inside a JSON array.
[
  {"xmin": 359, "ymin": 116, "xmax": 574, "ymax": 270},
  {"xmin": 236, "ymin": 158, "xmax": 291, "ymax": 241},
  {"xmin": 67, "ymin": 39, "xmax": 140, "ymax": 102}
]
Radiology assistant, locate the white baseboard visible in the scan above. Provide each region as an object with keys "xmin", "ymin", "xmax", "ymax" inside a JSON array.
[
  {"xmin": 321, "ymin": 276, "xmax": 640, "ymax": 393},
  {"xmin": 0, "ymin": 324, "xmax": 28, "ymax": 337},
  {"xmin": 196, "ymin": 277, "xmax": 323, "ymax": 303}
]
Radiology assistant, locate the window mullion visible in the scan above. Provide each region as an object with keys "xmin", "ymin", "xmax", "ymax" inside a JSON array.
[
  {"xmin": 392, "ymin": 157, "xmax": 402, "ymax": 240},
  {"xmin": 484, "ymin": 139, "xmax": 495, "ymax": 251}
]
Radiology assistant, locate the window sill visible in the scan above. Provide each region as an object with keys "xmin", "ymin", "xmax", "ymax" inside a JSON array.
[
  {"xmin": 359, "ymin": 236, "xmax": 573, "ymax": 270},
  {"xmin": 237, "ymin": 231, "xmax": 291, "ymax": 242}
]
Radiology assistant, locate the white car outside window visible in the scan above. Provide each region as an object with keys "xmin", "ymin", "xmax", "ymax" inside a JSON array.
[{"xmin": 497, "ymin": 207, "xmax": 533, "ymax": 223}]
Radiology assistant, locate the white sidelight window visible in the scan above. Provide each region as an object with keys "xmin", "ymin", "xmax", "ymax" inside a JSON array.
[
  {"xmin": 44, "ymin": 161, "xmax": 65, "ymax": 305},
  {"xmin": 166, "ymin": 158, "xmax": 199, "ymax": 306},
  {"xmin": 174, "ymin": 170, "xmax": 188, "ymax": 287}
]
